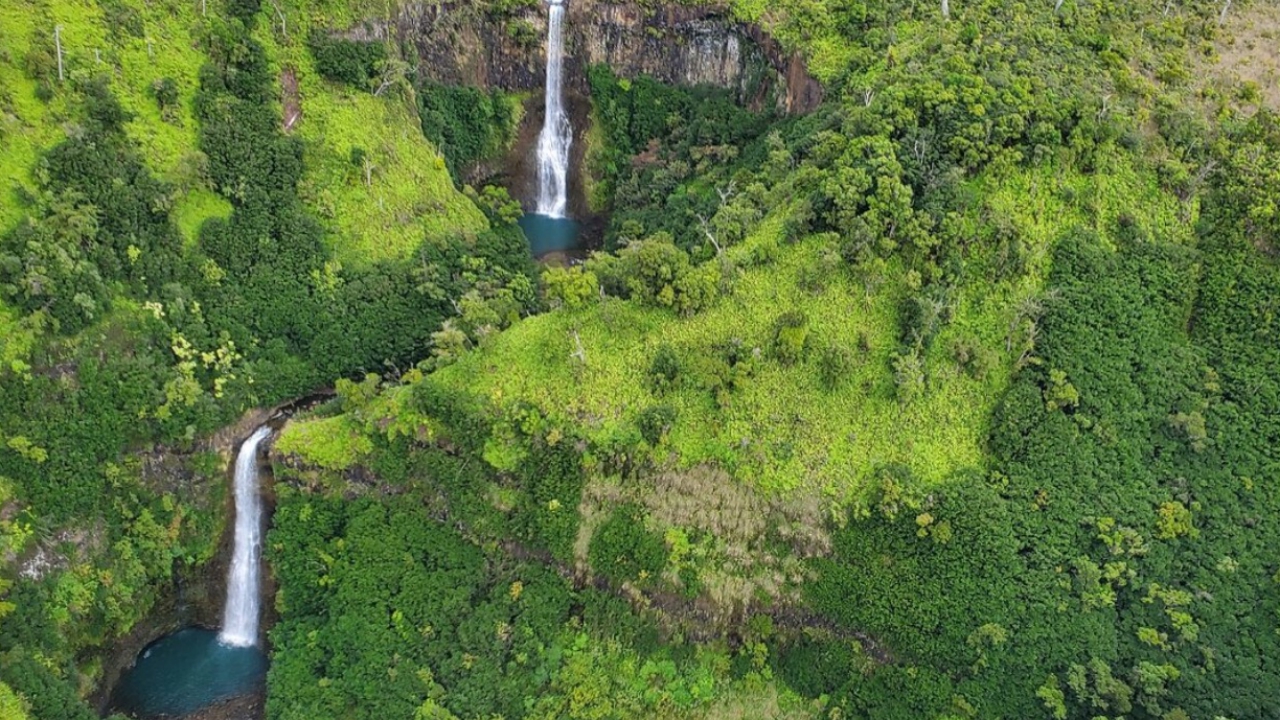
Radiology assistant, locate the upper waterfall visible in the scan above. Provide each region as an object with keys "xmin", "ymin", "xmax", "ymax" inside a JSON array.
[
  {"xmin": 535, "ymin": 0, "xmax": 572, "ymax": 218},
  {"xmin": 219, "ymin": 426, "xmax": 271, "ymax": 648}
]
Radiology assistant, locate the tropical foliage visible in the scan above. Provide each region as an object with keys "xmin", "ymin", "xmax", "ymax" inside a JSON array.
[{"xmin": 3, "ymin": 0, "xmax": 1279, "ymax": 718}]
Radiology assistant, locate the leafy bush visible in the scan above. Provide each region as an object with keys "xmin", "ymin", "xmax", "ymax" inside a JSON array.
[
  {"xmin": 817, "ymin": 341, "xmax": 855, "ymax": 390},
  {"xmin": 516, "ymin": 441, "xmax": 586, "ymax": 562},
  {"xmin": 636, "ymin": 404, "xmax": 676, "ymax": 446},
  {"xmin": 418, "ymin": 83, "xmax": 518, "ymax": 181},
  {"xmin": 647, "ymin": 342, "xmax": 681, "ymax": 393},
  {"xmin": 307, "ymin": 32, "xmax": 386, "ymax": 88},
  {"xmin": 770, "ymin": 310, "xmax": 809, "ymax": 365},
  {"xmin": 588, "ymin": 504, "xmax": 667, "ymax": 585},
  {"xmin": 151, "ymin": 77, "xmax": 179, "ymax": 118}
]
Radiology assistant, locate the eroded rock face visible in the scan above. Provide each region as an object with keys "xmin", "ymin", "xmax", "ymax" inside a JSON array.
[
  {"xmin": 341, "ymin": 2, "xmax": 822, "ymax": 220},
  {"xmin": 392, "ymin": 1, "xmax": 822, "ymax": 114}
]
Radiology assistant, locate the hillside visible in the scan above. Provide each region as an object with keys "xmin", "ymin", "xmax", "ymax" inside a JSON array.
[
  {"xmin": 273, "ymin": 1, "xmax": 1280, "ymax": 718},
  {"xmin": 3, "ymin": 0, "xmax": 1280, "ymax": 719},
  {"xmin": 0, "ymin": 0, "xmax": 521, "ymax": 716}
]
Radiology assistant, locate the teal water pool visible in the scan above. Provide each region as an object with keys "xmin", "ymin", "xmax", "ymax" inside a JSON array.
[
  {"xmin": 111, "ymin": 627, "xmax": 267, "ymax": 717},
  {"xmin": 518, "ymin": 213, "xmax": 581, "ymax": 257}
]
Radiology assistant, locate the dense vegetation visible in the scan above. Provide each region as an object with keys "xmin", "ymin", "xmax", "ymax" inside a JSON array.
[
  {"xmin": 3, "ymin": 0, "xmax": 1280, "ymax": 718},
  {"xmin": 418, "ymin": 83, "xmax": 522, "ymax": 184},
  {"xmin": 0, "ymin": 0, "xmax": 529, "ymax": 714},
  {"xmin": 276, "ymin": 0, "xmax": 1280, "ymax": 718}
]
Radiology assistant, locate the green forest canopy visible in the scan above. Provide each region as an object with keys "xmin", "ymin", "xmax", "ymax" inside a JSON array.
[{"xmin": 2, "ymin": 0, "xmax": 1280, "ymax": 719}]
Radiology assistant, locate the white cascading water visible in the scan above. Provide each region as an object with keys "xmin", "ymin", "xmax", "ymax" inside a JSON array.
[
  {"xmin": 219, "ymin": 426, "xmax": 271, "ymax": 648},
  {"xmin": 535, "ymin": 0, "xmax": 572, "ymax": 217}
]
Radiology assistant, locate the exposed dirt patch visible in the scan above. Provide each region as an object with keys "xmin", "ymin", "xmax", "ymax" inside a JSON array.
[
  {"xmin": 281, "ymin": 67, "xmax": 301, "ymax": 133},
  {"xmin": 1202, "ymin": 3, "xmax": 1280, "ymax": 112},
  {"xmin": 500, "ymin": 538, "xmax": 893, "ymax": 663}
]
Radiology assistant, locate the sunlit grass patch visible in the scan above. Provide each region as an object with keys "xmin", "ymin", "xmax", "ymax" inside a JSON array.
[{"xmin": 254, "ymin": 12, "xmax": 488, "ymax": 265}]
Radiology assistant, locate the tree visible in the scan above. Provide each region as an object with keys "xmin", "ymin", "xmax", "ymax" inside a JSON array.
[
  {"xmin": 1155, "ymin": 501, "xmax": 1195, "ymax": 540},
  {"xmin": 1037, "ymin": 676, "xmax": 1068, "ymax": 720},
  {"xmin": 1043, "ymin": 369, "xmax": 1080, "ymax": 412},
  {"xmin": 637, "ymin": 404, "xmax": 676, "ymax": 446},
  {"xmin": 429, "ymin": 319, "xmax": 469, "ymax": 366},
  {"xmin": 771, "ymin": 310, "xmax": 809, "ymax": 365},
  {"xmin": 1066, "ymin": 659, "xmax": 1134, "ymax": 715},
  {"xmin": 1132, "ymin": 661, "xmax": 1180, "ymax": 716},
  {"xmin": 542, "ymin": 266, "xmax": 599, "ymax": 310},
  {"xmin": 892, "ymin": 344, "xmax": 926, "ymax": 402},
  {"xmin": 336, "ymin": 373, "xmax": 381, "ymax": 414},
  {"xmin": 0, "ymin": 681, "xmax": 30, "ymax": 720},
  {"xmin": 620, "ymin": 233, "xmax": 690, "ymax": 308},
  {"xmin": 152, "ymin": 77, "xmax": 179, "ymax": 120},
  {"xmin": 648, "ymin": 343, "xmax": 680, "ymax": 393},
  {"xmin": 966, "ymin": 623, "xmax": 1008, "ymax": 672},
  {"xmin": 818, "ymin": 342, "xmax": 855, "ymax": 390},
  {"xmin": 373, "ymin": 58, "xmax": 410, "ymax": 97}
]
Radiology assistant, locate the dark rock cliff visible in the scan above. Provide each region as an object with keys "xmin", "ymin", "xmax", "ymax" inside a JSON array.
[
  {"xmin": 392, "ymin": 1, "xmax": 821, "ymax": 114},
  {"xmin": 343, "ymin": 1, "xmax": 823, "ymax": 223}
]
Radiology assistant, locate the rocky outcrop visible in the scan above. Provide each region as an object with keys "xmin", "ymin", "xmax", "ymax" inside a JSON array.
[{"xmin": 391, "ymin": 1, "xmax": 822, "ymax": 114}]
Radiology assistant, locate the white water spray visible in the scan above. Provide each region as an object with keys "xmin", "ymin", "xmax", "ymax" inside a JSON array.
[
  {"xmin": 219, "ymin": 426, "xmax": 271, "ymax": 648},
  {"xmin": 535, "ymin": 0, "xmax": 571, "ymax": 218}
]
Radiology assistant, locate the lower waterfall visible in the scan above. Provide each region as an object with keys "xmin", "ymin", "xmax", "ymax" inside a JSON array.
[{"xmin": 219, "ymin": 426, "xmax": 271, "ymax": 647}]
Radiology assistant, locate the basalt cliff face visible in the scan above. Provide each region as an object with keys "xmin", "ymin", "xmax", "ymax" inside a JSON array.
[
  {"xmin": 343, "ymin": 1, "xmax": 821, "ymax": 218},
  {"xmin": 392, "ymin": 1, "xmax": 822, "ymax": 114}
]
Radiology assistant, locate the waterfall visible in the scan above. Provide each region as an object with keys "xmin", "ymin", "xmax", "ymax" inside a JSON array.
[
  {"xmin": 219, "ymin": 426, "xmax": 271, "ymax": 648},
  {"xmin": 535, "ymin": 0, "xmax": 571, "ymax": 218}
]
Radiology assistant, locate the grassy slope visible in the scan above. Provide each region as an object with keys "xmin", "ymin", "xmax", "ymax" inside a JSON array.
[
  {"xmin": 0, "ymin": 0, "xmax": 227, "ymax": 360},
  {"xmin": 0, "ymin": 0, "xmax": 486, "ymax": 360},
  {"xmin": 0, "ymin": 0, "xmax": 488, "ymax": 259},
  {"xmin": 283, "ymin": 151, "xmax": 1190, "ymax": 509},
  {"xmin": 0, "ymin": 0, "xmax": 231, "ymax": 231},
  {"xmin": 725, "ymin": 0, "xmax": 853, "ymax": 84},
  {"xmin": 253, "ymin": 1, "xmax": 488, "ymax": 266}
]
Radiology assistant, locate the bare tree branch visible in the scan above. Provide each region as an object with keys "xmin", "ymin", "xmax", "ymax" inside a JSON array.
[
  {"xmin": 373, "ymin": 59, "xmax": 409, "ymax": 97},
  {"xmin": 715, "ymin": 179, "xmax": 737, "ymax": 205},
  {"xmin": 696, "ymin": 214, "xmax": 724, "ymax": 256},
  {"xmin": 268, "ymin": 0, "xmax": 288, "ymax": 39},
  {"xmin": 569, "ymin": 329, "xmax": 587, "ymax": 365}
]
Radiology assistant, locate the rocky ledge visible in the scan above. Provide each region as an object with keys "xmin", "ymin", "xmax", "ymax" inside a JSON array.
[{"xmin": 351, "ymin": 0, "xmax": 822, "ymax": 114}]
